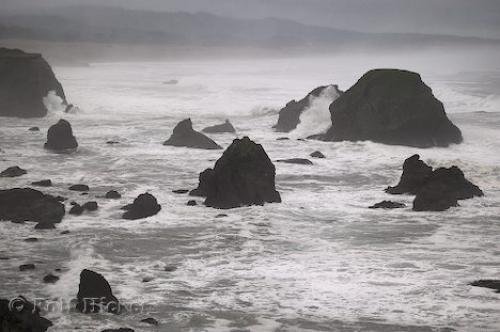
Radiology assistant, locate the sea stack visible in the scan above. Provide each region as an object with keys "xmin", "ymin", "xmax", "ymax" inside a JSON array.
[
  {"xmin": 76, "ymin": 269, "xmax": 120, "ymax": 314},
  {"xmin": 202, "ymin": 119, "xmax": 236, "ymax": 133},
  {"xmin": 163, "ymin": 118, "xmax": 222, "ymax": 149},
  {"xmin": 0, "ymin": 48, "xmax": 66, "ymax": 118},
  {"xmin": 274, "ymin": 85, "xmax": 342, "ymax": 132},
  {"xmin": 321, "ymin": 69, "xmax": 463, "ymax": 147},
  {"xmin": 44, "ymin": 119, "xmax": 78, "ymax": 151},
  {"xmin": 195, "ymin": 136, "xmax": 281, "ymax": 209}
]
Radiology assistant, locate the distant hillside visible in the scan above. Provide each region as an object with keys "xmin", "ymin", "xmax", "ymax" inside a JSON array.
[{"xmin": 1, "ymin": 6, "xmax": 499, "ymax": 49}]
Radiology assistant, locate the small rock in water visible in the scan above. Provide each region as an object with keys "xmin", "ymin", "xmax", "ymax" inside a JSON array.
[
  {"xmin": 164, "ymin": 265, "xmax": 177, "ymax": 272},
  {"xmin": 32, "ymin": 179, "xmax": 52, "ymax": 187},
  {"xmin": 140, "ymin": 317, "xmax": 159, "ymax": 326},
  {"xmin": 172, "ymin": 189, "xmax": 189, "ymax": 194},
  {"xmin": 276, "ymin": 137, "xmax": 290, "ymax": 141},
  {"xmin": 105, "ymin": 190, "xmax": 122, "ymax": 199},
  {"xmin": 60, "ymin": 230, "xmax": 70, "ymax": 235},
  {"xmin": 82, "ymin": 201, "xmax": 98, "ymax": 211},
  {"xmin": 69, "ymin": 184, "xmax": 89, "ymax": 192},
  {"xmin": 43, "ymin": 273, "xmax": 59, "ymax": 284},
  {"xmin": 35, "ymin": 222, "xmax": 56, "ymax": 230},
  {"xmin": 277, "ymin": 158, "xmax": 313, "ymax": 165},
  {"xmin": 106, "ymin": 140, "xmax": 120, "ymax": 145},
  {"xmin": 24, "ymin": 237, "xmax": 38, "ymax": 242},
  {"xmin": 187, "ymin": 200, "xmax": 197, "ymax": 206},
  {"xmin": 163, "ymin": 79, "xmax": 178, "ymax": 85},
  {"xmin": 1, "ymin": 166, "xmax": 27, "ymax": 177},
  {"xmin": 29, "ymin": 126, "xmax": 40, "ymax": 131},
  {"xmin": 122, "ymin": 193, "xmax": 161, "ymax": 220},
  {"xmin": 142, "ymin": 276, "xmax": 154, "ymax": 283},
  {"xmin": 44, "ymin": 119, "xmax": 78, "ymax": 151},
  {"xmin": 101, "ymin": 329, "xmax": 135, "ymax": 332},
  {"xmin": 69, "ymin": 204, "xmax": 84, "ymax": 215},
  {"xmin": 310, "ymin": 151, "xmax": 326, "ymax": 158},
  {"xmin": 369, "ymin": 201, "xmax": 406, "ymax": 209},
  {"xmin": 215, "ymin": 214, "xmax": 228, "ymax": 218},
  {"xmin": 202, "ymin": 119, "xmax": 236, "ymax": 134},
  {"xmin": 469, "ymin": 280, "xmax": 500, "ymax": 293},
  {"xmin": 19, "ymin": 263, "xmax": 36, "ymax": 271}
]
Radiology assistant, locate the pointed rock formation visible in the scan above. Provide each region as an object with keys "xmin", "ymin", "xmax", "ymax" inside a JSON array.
[
  {"xmin": 386, "ymin": 154, "xmax": 433, "ymax": 194},
  {"xmin": 76, "ymin": 269, "xmax": 120, "ymax": 314},
  {"xmin": 0, "ymin": 166, "xmax": 27, "ymax": 177},
  {"xmin": 163, "ymin": 119, "xmax": 221, "ymax": 150},
  {"xmin": 0, "ymin": 47, "xmax": 66, "ymax": 118},
  {"xmin": 202, "ymin": 119, "xmax": 236, "ymax": 133},
  {"xmin": 44, "ymin": 119, "xmax": 78, "ymax": 151},
  {"xmin": 274, "ymin": 85, "xmax": 342, "ymax": 132},
  {"xmin": 194, "ymin": 137, "xmax": 281, "ymax": 209},
  {"xmin": 321, "ymin": 69, "xmax": 462, "ymax": 147},
  {"xmin": 189, "ymin": 168, "xmax": 215, "ymax": 197}
]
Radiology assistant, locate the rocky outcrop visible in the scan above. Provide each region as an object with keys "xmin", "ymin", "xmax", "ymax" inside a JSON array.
[
  {"xmin": 321, "ymin": 69, "xmax": 463, "ymax": 147},
  {"xmin": 202, "ymin": 120, "xmax": 236, "ymax": 133},
  {"xmin": 413, "ymin": 166, "xmax": 483, "ymax": 211},
  {"xmin": 274, "ymin": 85, "xmax": 342, "ymax": 132},
  {"xmin": 0, "ymin": 188, "xmax": 65, "ymax": 224},
  {"xmin": 189, "ymin": 168, "xmax": 215, "ymax": 197},
  {"xmin": 369, "ymin": 201, "xmax": 406, "ymax": 209},
  {"xmin": 277, "ymin": 158, "xmax": 313, "ymax": 165},
  {"xmin": 163, "ymin": 119, "xmax": 221, "ymax": 150},
  {"xmin": 0, "ymin": 48, "xmax": 66, "ymax": 118},
  {"xmin": 310, "ymin": 151, "xmax": 326, "ymax": 159},
  {"xmin": 386, "ymin": 155, "xmax": 433, "ymax": 194},
  {"xmin": 469, "ymin": 280, "xmax": 500, "ymax": 293},
  {"xmin": 44, "ymin": 119, "xmax": 78, "ymax": 151},
  {"xmin": 76, "ymin": 269, "xmax": 120, "ymax": 314},
  {"xmin": 122, "ymin": 193, "xmax": 161, "ymax": 220},
  {"xmin": 0, "ymin": 296, "xmax": 53, "ymax": 332},
  {"xmin": 195, "ymin": 137, "xmax": 281, "ymax": 209},
  {"xmin": 0, "ymin": 166, "xmax": 27, "ymax": 177}
]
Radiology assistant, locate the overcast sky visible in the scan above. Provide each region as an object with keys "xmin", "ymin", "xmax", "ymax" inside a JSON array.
[{"xmin": 2, "ymin": 0, "xmax": 500, "ymax": 38}]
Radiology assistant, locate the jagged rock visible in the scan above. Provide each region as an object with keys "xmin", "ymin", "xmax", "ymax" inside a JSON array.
[
  {"xmin": 42, "ymin": 274, "xmax": 59, "ymax": 284},
  {"xmin": 187, "ymin": 200, "xmax": 197, "ymax": 206},
  {"xmin": 274, "ymin": 85, "xmax": 342, "ymax": 132},
  {"xmin": 0, "ymin": 296, "xmax": 53, "ymax": 332},
  {"xmin": 76, "ymin": 269, "xmax": 120, "ymax": 314},
  {"xmin": 122, "ymin": 193, "xmax": 161, "ymax": 220},
  {"xmin": 19, "ymin": 264, "xmax": 36, "ymax": 271},
  {"xmin": 277, "ymin": 158, "xmax": 313, "ymax": 165},
  {"xmin": 69, "ymin": 184, "xmax": 89, "ymax": 192},
  {"xmin": 321, "ymin": 69, "xmax": 463, "ymax": 147},
  {"xmin": 140, "ymin": 317, "xmax": 159, "ymax": 326},
  {"xmin": 413, "ymin": 166, "xmax": 483, "ymax": 211},
  {"xmin": 1, "ymin": 166, "xmax": 27, "ymax": 177},
  {"xmin": 29, "ymin": 127, "xmax": 40, "ymax": 131},
  {"xmin": 310, "ymin": 151, "xmax": 326, "ymax": 158},
  {"xmin": 386, "ymin": 154, "xmax": 433, "ymax": 194},
  {"xmin": 44, "ymin": 119, "xmax": 78, "ymax": 151},
  {"xmin": 31, "ymin": 180, "xmax": 52, "ymax": 187},
  {"xmin": 202, "ymin": 119, "xmax": 236, "ymax": 133},
  {"xmin": 198, "ymin": 136, "xmax": 281, "ymax": 209},
  {"xmin": 189, "ymin": 168, "xmax": 215, "ymax": 197},
  {"xmin": 469, "ymin": 280, "xmax": 500, "ymax": 293},
  {"xmin": 369, "ymin": 201, "xmax": 406, "ymax": 209},
  {"xmin": 163, "ymin": 118, "xmax": 221, "ymax": 150},
  {"xmin": 0, "ymin": 48, "xmax": 66, "ymax": 118},
  {"xmin": 0, "ymin": 188, "xmax": 65, "ymax": 224},
  {"xmin": 105, "ymin": 190, "xmax": 121, "ymax": 199}
]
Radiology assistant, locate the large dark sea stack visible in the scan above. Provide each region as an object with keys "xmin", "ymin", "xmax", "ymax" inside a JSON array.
[
  {"xmin": 76, "ymin": 269, "xmax": 120, "ymax": 314},
  {"xmin": 122, "ymin": 193, "xmax": 161, "ymax": 220},
  {"xmin": 0, "ymin": 48, "xmax": 66, "ymax": 118},
  {"xmin": 164, "ymin": 119, "xmax": 221, "ymax": 150},
  {"xmin": 44, "ymin": 119, "xmax": 78, "ymax": 151},
  {"xmin": 322, "ymin": 69, "xmax": 462, "ymax": 147},
  {"xmin": 386, "ymin": 154, "xmax": 433, "ymax": 194},
  {"xmin": 274, "ymin": 85, "xmax": 342, "ymax": 132},
  {"xmin": 0, "ymin": 296, "xmax": 53, "ymax": 332},
  {"xmin": 199, "ymin": 136, "xmax": 281, "ymax": 209},
  {"xmin": 0, "ymin": 188, "xmax": 65, "ymax": 224},
  {"xmin": 202, "ymin": 120, "xmax": 236, "ymax": 133},
  {"xmin": 413, "ymin": 166, "xmax": 483, "ymax": 211}
]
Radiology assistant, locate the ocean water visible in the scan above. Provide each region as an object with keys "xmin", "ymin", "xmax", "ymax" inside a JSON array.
[{"xmin": 1, "ymin": 49, "xmax": 500, "ymax": 332}]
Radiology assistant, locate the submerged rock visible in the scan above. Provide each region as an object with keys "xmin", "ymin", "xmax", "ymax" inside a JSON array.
[
  {"xmin": 386, "ymin": 155, "xmax": 433, "ymax": 195},
  {"xmin": 105, "ymin": 190, "xmax": 121, "ymax": 199},
  {"xmin": 19, "ymin": 263, "xmax": 36, "ymax": 271},
  {"xmin": 187, "ymin": 200, "xmax": 197, "ymax": 206},
  {"xmin": 0, "ymin": 188, "xmax": 65, "ymax": 224},
  {"xmin": 44, "ymin": 119, "xmax": 78, "ymax": 151},
  {"xmin": 31, "ymin": 179, "xmax": 52, "ymax": 187},
  {"xmin": 101, "ymin": 329, "xmax": 134, "ymax": 332},
  {"xmin": 0, "ymin": 166, "xmax": 27, "ymax": 177},
  {"xmin": 140, "ymin": 317, "xmax": 159, "ymax": 326},
  {"xmin": 29, "ymin": 126, "xmax": 40, "ymax": 131},
  {"xmin": 413, "ymin": 166, "xmax": 483, "ymax": 211},
  {"xmin": 0, "ymin": 47, "xmax": 66, "ymax": 118},
  {"xmin": 469, "ymin": 280, "xmax": 500, "ymax": 293},
  {"xmin": 189, "ymin": 168, "xmax": 215, "ymax": 197},
  {"xmin": 197, "ymin": 136, "xmax": 281, "ymax": 209},
  {"xmin": 69, "ymin": 184, "xmax": 89, "ymax": 192},
  {"xmin": 77, "ymin": 269, "xmax": 120, "ymax": 314},
  {"xmin": 274, "ymin": 85, "xmax": 342, "ymax": 132},
  {"xmin": 43, "ymin": 273, "xmax": 59, "ymax": 284},
  {"xmin": 277, "ymin": 158, "xmax": 313, "ymax": 165},
  {"xmin": 172, "ymin": 189, "xmax": 189, "ymax": 194},
  {"xmin": 202, "ymin": 119, "xmax": 236, "ymax": 133},
  {"xmin": 0, "ymin": 296, "xmax": 53, "ymax": 332},
  {"xmin": 69, "ymin": 204, "xmax": 84, "ymax": 216},
  {"xmin": 310, "ymin": 151, "xmax": 326, "ymax": 159},
  {"xmin": 369, "ymin": 201, "xmax": 406, "ymax": 209},
  {"xmin": 82, "ymin": 201, "xmax": 98, "ymax": 212},
  {"xmin": 321, "ymin": 69, "xmax": 463, "ymax": 147},
  {"xmin": 122, "ymin": 193, "xmax": 161, "ymax": 220},
  {"xmin": 163, "ymin": 118, "xmax": 221, "ymax": 150},
  {"xmin": 34, "ymin": 222, "xmax": 56, "ymax": 230}
]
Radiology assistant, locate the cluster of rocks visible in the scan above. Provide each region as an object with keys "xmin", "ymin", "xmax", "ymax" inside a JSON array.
[{"xmin": 381, "ymin": 154, "xmax": 483, "ymax": 211}]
